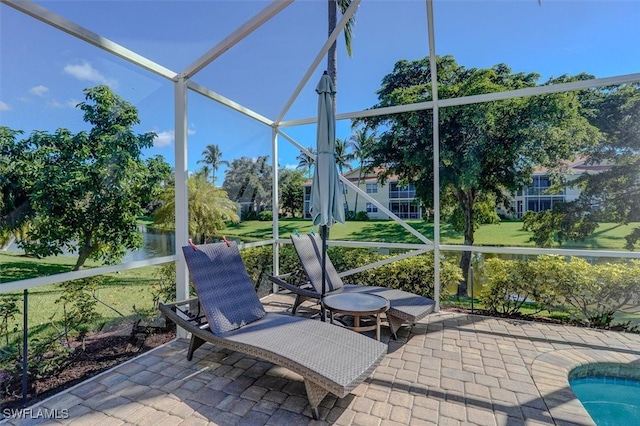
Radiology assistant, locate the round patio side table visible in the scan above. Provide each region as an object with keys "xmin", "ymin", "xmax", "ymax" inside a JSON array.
[{"xmin": 321, "ymin": 293, "xmax": 390, "ymax": 341}]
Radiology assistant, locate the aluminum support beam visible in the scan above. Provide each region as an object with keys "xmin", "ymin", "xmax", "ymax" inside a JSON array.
[
  {"xmin": 427, "ymin": 0, "xmax": 440, "ymax": 312},
  {"xmin": 275, "ymin": 0, "xmax": 361, "ymax": 125},
  {"xmin": 174, "ymin": 76, "xmax": 190, "ymax": 338},
  {"xmin": 1, "ymin": 0, "xmax": 176, "ymax": 80},
  {"xmin": 182, "ymin": 0, "xmax": 294, "ymax": 79}
]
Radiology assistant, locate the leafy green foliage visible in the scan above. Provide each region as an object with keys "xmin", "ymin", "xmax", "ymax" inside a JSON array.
[
  {"xmin": 523, "ymin": 82, "xmax": 640, "ymax": 249},
  {"xmin": 55, "ymin": 279, "xmax": 101, "ymax": 347},
  {"xmin": 346, "ymin": 252, "xmax": 462, "ymax": 299},
  {"xmin": 258, "ymin": 211, "xmax": 273, "ymax": 221},
  {"xmin": 354, "ymin": 211, "xmax": 369, "ymax": 221},
  {"xmin": 140, "ymin": 155, "xmax": 172, "ymax": 214},
  {"xmin": 240, "ymin": 244, "xmax": 461, "ymax": 301},
  {"xmin": 0, "ymin": 127, "xmax": 29, "ymax": 239},
  {"xmin": 222, "ymin": 156, "xmax": 272, "ymax": 211},
  {"xmin": 197, "ymin": 144, "xmax": 228, "ymax": 184},
  {"xmin": 17, "ymin": 85, "xmax": 156, "ymax": 270},
  {"xmin": 153, "ymin": 174, "xmax": 239, "ymax": 243},
  {"xmin": 0, "ymin": 295, "xmax": 20, "ymax": 348},
  {"xmin": 479, "ymin": 255, "xmax": 640, "ymax": 328},
  {"xmin": 278, "ymin": 168, "xmax": 306, "ymax": 218},
  {"xmin": 522, "ymin": 203, "xmax": 598, "ymax": 248},
  {"xmin": 357, "ymin": 55, "xmax": 599, "ymax": 295}
]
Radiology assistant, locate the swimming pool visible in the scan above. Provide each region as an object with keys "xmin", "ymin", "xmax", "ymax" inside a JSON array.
[{"xmin": 570, "ymin": 363, "xmax": 640, "ymax": 426}]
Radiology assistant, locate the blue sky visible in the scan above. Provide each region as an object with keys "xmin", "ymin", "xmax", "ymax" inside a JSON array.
[{"xmin": 1, "ymin": 0, "xmax": 639, "ymax": 178}]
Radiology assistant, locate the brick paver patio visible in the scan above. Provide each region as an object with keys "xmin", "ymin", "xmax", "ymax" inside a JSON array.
[{"xmin": 6, "ymin": 293, "xmax": 640, "ymax": 425}]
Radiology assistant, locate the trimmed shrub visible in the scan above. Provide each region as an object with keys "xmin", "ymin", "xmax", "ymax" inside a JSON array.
[
  {"xmin": 355, "ymin": 211, "xmax": 370, "ymax": 221},
  {"xmin": 480, "ymin": 255, "xmax": 640, "ymax": 328},
  {"xmin": 242, "ymin": 244, "xmax": 461, "ymax": 301},
  {"xmin": 258, "ymin": 211, "xmax": 273, "ymax": 221}
]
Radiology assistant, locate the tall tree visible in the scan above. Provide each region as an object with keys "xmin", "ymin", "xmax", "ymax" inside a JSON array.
[
  {"xmin": 524, "ymin": 81, "xmax": 640, "ymax": 248},
  {"xmin": 296, "ymin": 147, "xmax": 315, "ymax": 179},
  {"xmin": 279, "ymin": 168, "xmax": 306, "ymax": 218},
  {"xmin": 0, "ymin": 126, "xmax": 29, "ymax": 250},
  {"xmin": 335, "ymin": 137, "xmax": 353, "ymax": 213},
  {"xmin": 197, "ymin": 144, "xmax": 228, "ymax": 185},
  {"xmin": 20, "ymin": 85, "xmax": 156, "ymax": 271},
  {"xmin": 358, "ymin": 56, "xmax": 599, "ymax": 295},
  {"xmin": 327, "ymin": 0, "xmax": 356, "ymax": 93},
  {"xmin": 140, "ymin": 155, "xmax": 172, "ymax": 214},
  {"xmin": 222, "ymin": 156, "xmax": 273, "ymax": 212},
  {"xmin": 153, "ymin": 173, "xmax": 239, "ymax": 244},
  {"xmin": 347, "ymin": 127, "xmax": 375, "ymax": 214}
]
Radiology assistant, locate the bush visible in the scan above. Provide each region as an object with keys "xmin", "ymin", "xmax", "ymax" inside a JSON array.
[
  {"xmin": 479, "ymin": 255, "xmax": 640, "ymax": 328},
  {"xmin": 241, "ymin": 211, "xmax": 257, "ymax": 221},
  {"xmin": 258, "ymin": 211, "xmax": 273, "ymax": 221},
  {"xmin": 480, "ymin": 257, "xmax": 558, "ymax": 315},
  {"xmin": 355, "ymin": 211, "xmax": 369, "ymax": 221},
  {"xmin": 241, "ymin": 244, "xmax": 461, "ymax": 302}
]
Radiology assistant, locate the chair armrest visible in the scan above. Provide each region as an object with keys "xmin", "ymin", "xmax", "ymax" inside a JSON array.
[{"xmin": 268, "ymin": 275, "xmax": 320, "ymax": 299}]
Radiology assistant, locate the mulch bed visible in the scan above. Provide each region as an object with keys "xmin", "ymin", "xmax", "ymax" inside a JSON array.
[{"xmin": 0, "ymin": 321, "xmax": 176, "ymax": 410}]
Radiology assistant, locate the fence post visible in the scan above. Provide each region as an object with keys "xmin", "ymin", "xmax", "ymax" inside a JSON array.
[{"xmin": 22, "ymin": 289, "xmax": 28, "ymax": 403}]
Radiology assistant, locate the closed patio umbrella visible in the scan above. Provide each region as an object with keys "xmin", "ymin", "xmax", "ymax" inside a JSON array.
[{"xmin": 309, "ymin": 71, "xmax": 345, "ymax": 309}]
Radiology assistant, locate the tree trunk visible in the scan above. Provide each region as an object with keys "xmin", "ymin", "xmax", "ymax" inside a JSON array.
[
  {"xmin": 353, "ymin": 164, "xmax": 363, "ymax": 214},
  {"xmin": 327, "ymin": 0, "xmax": 338, "ymax": 91},
  {"xmin": 74, "ymin": 232, "xmax": 96, "ymax": 271},
  {"xmin": 457, "ymin": 188, "xmax": 475, "ymax": 297}
]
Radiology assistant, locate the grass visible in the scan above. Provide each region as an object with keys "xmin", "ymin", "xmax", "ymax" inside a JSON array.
[
  {"xmin": 0, "ymin": 251, "xmax": 160, "ymax": 335},
  {"xmin": 2, "ymin": 218, "xmax": 638, "ymax": 337},
  {"xmin": 225, "ymin": 218, "xmax": 640, "ymax": 250}
]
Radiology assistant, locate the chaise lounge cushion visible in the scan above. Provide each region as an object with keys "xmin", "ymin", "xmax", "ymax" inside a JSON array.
[{"xmin": 183, "ymin": 243, "xmax": 266, "ymax": 334}]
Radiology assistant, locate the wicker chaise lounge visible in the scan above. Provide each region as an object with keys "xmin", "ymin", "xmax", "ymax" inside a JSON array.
[
  {"xmin": 269, "ymin": 234, "xmax": 436, "ymax": 339},
  {"xmin": 159, "ymin": 241, "xmax": 387, "ymax": 419}
]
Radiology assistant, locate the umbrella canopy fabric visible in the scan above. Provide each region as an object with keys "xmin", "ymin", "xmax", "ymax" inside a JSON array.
[{"xmin": 310, "ymin": 72, "xmax": 345, "ymax": 228}]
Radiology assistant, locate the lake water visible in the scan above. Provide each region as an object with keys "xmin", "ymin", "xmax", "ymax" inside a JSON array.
[{"xmin": 6, "ymin": 226, "xmax": 176, "ymax": 263}]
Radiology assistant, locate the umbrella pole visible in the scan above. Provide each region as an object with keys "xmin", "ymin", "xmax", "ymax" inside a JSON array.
[{"xmin": 321, "ymin": 224, "xmax": 328, "ymax": 322}]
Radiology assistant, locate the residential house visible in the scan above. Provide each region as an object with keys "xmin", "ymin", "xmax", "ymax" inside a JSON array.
[
  {"xmin": 510, "ymin": 157, "xmax": 610, "ymax": 218},
  {"xmin": 303, "ymin": 167, "xmax": 422, "ymax": 220},
  {"xmin": 304, "ymin": 159, "xmax": 609, "ymax": 221}
]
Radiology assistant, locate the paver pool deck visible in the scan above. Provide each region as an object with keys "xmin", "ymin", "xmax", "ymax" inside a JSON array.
[{"xmin": 6, "ymin": 293, "xmax": 640, "ymax": 425}]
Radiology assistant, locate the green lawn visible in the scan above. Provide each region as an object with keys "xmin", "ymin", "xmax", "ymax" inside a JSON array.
[
  {"xmin": 225, "ymin": 219, "xmax": 639, "ymax": 250},
  {"xmin": 2, "ymin": 218, "xmax": 637, "ymax": 335},
  {"xmin": 0, "ymin": 252, "xmax": 160, "ymax": 333}
]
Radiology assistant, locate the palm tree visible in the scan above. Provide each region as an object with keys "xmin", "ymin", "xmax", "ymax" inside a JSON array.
[
  {"xmin": 197, "ymin": 144, "xmax": 228, "ymax": 185},
  {"xmin": 327, "ymin": 0, "xmax": 357, "ymax": 93},
  {"xmin": 153, "ymin": 174, "xmax": 239, "ymax": 244},
  {"xmin": 347, "ymin": 128, "xmax": 375, "ymax": 214},
  {"xmin": 335, "ymin": 137, "xmax": 353, "ymax": 214},
  {"xmin": 296, "ymin": 147, "xmax": 316, "ymax": 179}
]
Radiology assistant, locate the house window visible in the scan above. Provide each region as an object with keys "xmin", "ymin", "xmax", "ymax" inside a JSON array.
[
  {"xmin": 389, "ymin": 201, "xmax": 419, "ymax": 219},
  {"xmin": 366, "ymin": 183, "xmax": 378, "ymax": 194},
  {"xmin": 389, "ymin": 182, "xmax": 416, "ymax": 199},
  {"xmin": 366, "ymin": 203, "xmax": 378, "ymax": 213}
]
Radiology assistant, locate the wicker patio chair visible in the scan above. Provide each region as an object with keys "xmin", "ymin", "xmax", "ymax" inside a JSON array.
[
  {"xmin": 268, "ymin": 234, "xmax": 436, "ymax": 339},
  {"xmin": 159, "ymin": 241, "xmax": 387, "ymax": 419}
]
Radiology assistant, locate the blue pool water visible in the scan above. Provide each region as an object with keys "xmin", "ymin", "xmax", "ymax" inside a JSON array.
[{"xmin": 570, "ymin": 376, "xmax": 640, "ymax": 426}]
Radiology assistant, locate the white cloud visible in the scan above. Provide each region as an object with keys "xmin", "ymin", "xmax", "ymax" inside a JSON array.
[
  {"xmin": 0, "ymin": 101, "xmax": 10, "ymax": 111},
  {"xmin": 49, "ymin": 98, "xmax": 80, "ymax": 108},
  {"xmin": 152, "ymin": 128, "xmax": 196, "ymax": 147},
  {"xmin": 154, "ymin": 130, "xmax": 174, "ymax": 147},
  {"xmin": 29, "ymin": 85, "xmax": 49, "ymax": 97},
  {"xmin": 64, "ymin": 61, "xmax": 115, "ymax": 86}
]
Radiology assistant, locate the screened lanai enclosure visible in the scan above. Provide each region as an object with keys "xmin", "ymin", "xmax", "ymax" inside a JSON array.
[{"xmin": 1, "ymin": 0, "xmax": 640, "ymax": 406}]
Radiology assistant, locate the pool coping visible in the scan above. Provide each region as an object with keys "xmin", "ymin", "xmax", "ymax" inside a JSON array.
[{"xmin": 531, "ymin": 348, "xmax": 640, "ymax": 425}]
